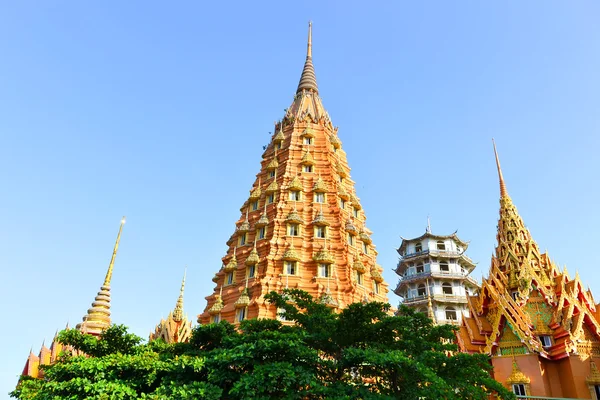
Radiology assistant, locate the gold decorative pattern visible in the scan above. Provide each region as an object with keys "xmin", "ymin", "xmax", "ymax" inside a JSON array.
[
  {"xmin": 286, "ymin": 210, "xmax": 304, "ymax": 224},
  {"xmin": 312, "ymin": 211, "xmax": 329, "ymax": 226},
  {"xmin": 282, "ymin": 247, "xmax": 301, "ymax": 261},
  {"xmin": 245, "ymin": 247, "xmax": 260, "ymax": 266},
  {"xmin": 313, "ymin": 248, "xmax": 335, "ymax": 264},
  {"xmin": 288, "ymin": 175, "xmax": 303, "ymax": 191},
  {"xmin": 234, "ymin": 288, "xmax": 251, "ymax": 308},
  {"xmin": 312, "ymin": 177, "xmax": 328, "ymax": 192}
]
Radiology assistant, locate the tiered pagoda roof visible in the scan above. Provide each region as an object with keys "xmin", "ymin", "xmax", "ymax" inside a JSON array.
[
  {"xmin": 457, "ymin": 142, "xmax": 600, "ymax": 360},
  {"xmin": 149, "ymin": 270, "xmax": 193, "ymax": 344}
]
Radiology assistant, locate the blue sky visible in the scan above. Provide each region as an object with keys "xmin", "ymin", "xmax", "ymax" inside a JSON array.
[{"xmin": 1, "ymin": 1, "xmax": 599, "ymax": 396}]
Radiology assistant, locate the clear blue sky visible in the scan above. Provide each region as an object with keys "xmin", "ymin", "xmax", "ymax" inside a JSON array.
[{"xmin": 2, "ymin": 1, "xmax": 599, "ymax": 396}]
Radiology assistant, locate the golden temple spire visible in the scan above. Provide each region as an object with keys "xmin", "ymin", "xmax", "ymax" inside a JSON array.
[
  {"xmin": 104, "ymin": 216, "xmax": 125, "ymax": 286},
  {"xmin": 492, "ymin": 139, "xmax": 508, "ymax": 198},
  {"xmin": 173, "ymin": 268, "xmax": 186, "ymax": 322},
  {"xmin": 297, "ymin": 21, "xmax": 319, "ymax": 94},
  {"xmin": 77, "ymin": 217, "xmax": 126, "ymax": 336}
]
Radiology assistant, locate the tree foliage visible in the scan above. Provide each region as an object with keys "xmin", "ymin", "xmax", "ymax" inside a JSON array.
[{"xmin": 12, "ymin": 290, "xmax": 514, "ymax": 399}]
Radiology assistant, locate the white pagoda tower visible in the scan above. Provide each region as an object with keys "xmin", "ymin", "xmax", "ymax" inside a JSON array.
[{"xmin": 394, "ymin": 225, "xmax": 479, "ymax": 325}]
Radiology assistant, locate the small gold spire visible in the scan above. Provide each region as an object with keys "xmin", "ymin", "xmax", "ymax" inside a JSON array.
[
  {"xmin": 492, "ymin": 139, "xmax": 508, "ymax": 198},
  {"xmin": 104, "ymin": 216, "xmax": 126, "ymax": 286},
  {"xmin": 173, "ymin": 268, "xmax": 186, "ymax": 322}
]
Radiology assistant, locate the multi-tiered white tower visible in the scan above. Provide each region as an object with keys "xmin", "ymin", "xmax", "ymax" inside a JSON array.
[{"xmin": 394, "ymin": 226, "xmax": 479, "ymax": 325}]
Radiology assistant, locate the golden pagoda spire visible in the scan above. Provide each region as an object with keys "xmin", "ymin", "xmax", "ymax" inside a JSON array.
[
  {"xmin": 173, "ymin": 268, "xmax": 186, "ymax": 322},
  {"xmin": 76, "ymin": 216, "xmax": 125, "ymax": 336},
  {"xmin": 297, "ymin": 21, "xmax": 318, "ymax": 94},
  {"xmin": 492, "ymin": 139, "xmax": 508, "ymax": 198}
]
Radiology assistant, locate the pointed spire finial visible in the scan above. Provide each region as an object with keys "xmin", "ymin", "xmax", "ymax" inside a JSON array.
[
  {"xmin": 104, "ymin": 216, "xmax": 126, "ymax": 286},
  {"xmin": 76, "ymin": 217, "xmax": 125, "ymax": 335},
  {"xmin": 173, "ymin": 267, "xmax": 186, "ymax": 322},
  {"xmin": 297, "ymin": 22, "xmax": 319, "ymax": 94},
  {"xmin": 426, "ymin": 216, "xmax": 431, "ymax": 233},
  {"xmin": 307, "ymin": 21, "xmax": 312, "ymax": 58},
  {"xmin": 492, "ymin": 139, "xmax": 508, "ymax": 198}
]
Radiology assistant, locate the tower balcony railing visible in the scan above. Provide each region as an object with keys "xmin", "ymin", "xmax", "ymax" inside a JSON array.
[
  {"xmin": 435, "ymin": 318, "xmax": 461, "ymax": 326},
  {"xmin": 396, "ymin": 271, "xmax": 480, "ymax": 287},
  {"xmin": 400, "ymin": 294, "xmax": 468, "ymax": 305},
  {"xmin": 400, "ymin": 249, "xmax": 474, "ymax": 264}
]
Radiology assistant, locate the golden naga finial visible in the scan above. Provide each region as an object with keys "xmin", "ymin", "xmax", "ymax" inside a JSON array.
[
  {"xmin": 104, "ymin": 216, "xmax": 126, "ymax": 286},
  {"xmin": 492, "ymin": 139, "xmax": 508, "ymax": 198},
  {"xmin": 173, "ymin": 267, "xmax": 186, "ymax": 322},
  {"xmin": 307, "ymin": 21, "xmax": 313, "ymax": 58}
]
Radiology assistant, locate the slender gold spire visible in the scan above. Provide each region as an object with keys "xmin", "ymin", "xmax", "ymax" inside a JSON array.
[
  {"xmin": 492, "ymin": 139, "xmax": 508, "ymax": 198},
  {"xmin": 104, "ymin": 216, "xmax": 126, "ymax": 286},
  {"xmin": 76, "ymin": 217, "xmax": 125, "ymax": 336},
  {"xmin": 297, "ymin": 21, "xmax": 319, "ymax": 94},
  {"xmin": 173, "ymin": 268, "xmax": 186, "ymax": 322}
]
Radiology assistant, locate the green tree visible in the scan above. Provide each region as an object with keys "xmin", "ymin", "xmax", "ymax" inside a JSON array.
[{"xmin": 11, "ymin": 291, "xmax": 514, "ymax": 399}]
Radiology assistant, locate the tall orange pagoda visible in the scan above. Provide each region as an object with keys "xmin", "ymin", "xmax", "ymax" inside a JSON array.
[
  {"xmin": 457, "ymin": 143, "xmax": 600, "ymax": 398},
  {"xmin": 21, "ymin": 217, "xmax": 126, "ymax": 378},
  {"xmin": 198, "ymin": 23, "xmax": 389, "ymax": 325}
]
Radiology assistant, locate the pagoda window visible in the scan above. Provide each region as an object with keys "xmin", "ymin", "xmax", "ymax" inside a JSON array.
[
  {"xmin": 252, "ymin": 201, "xmax": 259, "ymax": 211},
  {"xmin": 347, "ymin": 233, "xmax": 355, "ymax": 246},
  {"xmin": 373, "ymin": 281, "xmax": 380, "ymax": 294},
  {"xmin": 353, "ymin": 208, "xmax": 359, "ymax": 218},
  {"xmin": 239, "ymin": 233, "xmax": 247, "ymax": 246},
  {"xmin": 442, "ymin": 282, "xmax": 453, "ymax": 295},
  {"xmin": 269, "ymin": 170, "xmax": 276, "ymax": 178},
  {"xmin": 248, "ymin": 265, "xmax": 256, "ymax": 279},
  {"xmin": 339, "ymin": 176, "xmax": 343, "ymax": 183},
  {"xmin": 416, "ymin": 263, "xmax": 424, "ymax": 274},
  {"xmin": 417, "ymin": 284, "xmax": 426, "ymax": 296},
  {"xmin": 236, "ymin": 307, "xmax": 246, "ymax": 322},
  {"xmin": 258, "ymin": 227, "xmax": 266, "ymax": 240},
  {"xmin": 288, "ymin": 223, "xmax": 300, "ymax": 236},
  {"xmin": 303, "ymin": 165, "xmax": 313, "ymax": 173},
  {"xmin": 512, "ymin": 384, "xmax": 526, "ymax": 396},
  {"xmin": 511, "ymin": 291, "xmax": 518, "ymax": 301},
  {"xmin": 339, "ymin": 198, "xmax": 345, "ymax": 209},
  {"xmin": 356, "ymin": 271, "xmax": 364, "ymax": 285},
  {"xmin": 212, "ymin": 314, "xmax": 221, "ymax": 324},
  {"xmin": 415, "ymin": 242, "xmax": 422, "ymax": 253},
  {"xmin": 594, "ymin": 385, "xmax": 600, "ymax": 399},
  {"xmin": 315, "ymin": 226, "xmax": 327, "ymax": 239},
  {"xmin": 277, "ymin": 307, "xmax": 287, "ymax": 321},
  {"xmin": 539, "ymin": 335, "xmax": 552, "ymax": 348},
  {"xmin": 267, "ymin": 193, "xmax": 275, "ymax": 204},
  {"xmin": 314, "ymin": 193, "xmax": 325, "ymax": 203},
  {"xmin": 437, "ymin": 241, "xmax": 446, "ymax": 250},
  {"xmin": 284, "ymin": 261, "xmax": 297, "ymax": 275},
  {"xmin": 304, "ymin": 137, "xmax": 313, "ymax": 145},
  {"xmin": 289, "ymin": 190, "xmax": 301, "ymax": 201},
  {"xmin": 319, "ymin": 263, "xmax": 331, "ymax": 277},
  {"xmin": 226, "ymin": 272, "xmax": 234, "ymax": 285},
  {"xmin": 440, "ymin": 262, "xmax": 449, "ymax": 272},
  {"xmin": 362, "ymin": 242, "xmax": 369, "ymax": 254},
  {"xmin": 276, "ymin": 142, "xmax": 281, "ymax": 150},
  {"xmin": 445, "ymin": 307, "xmax": 457, "ymax": 321}
]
